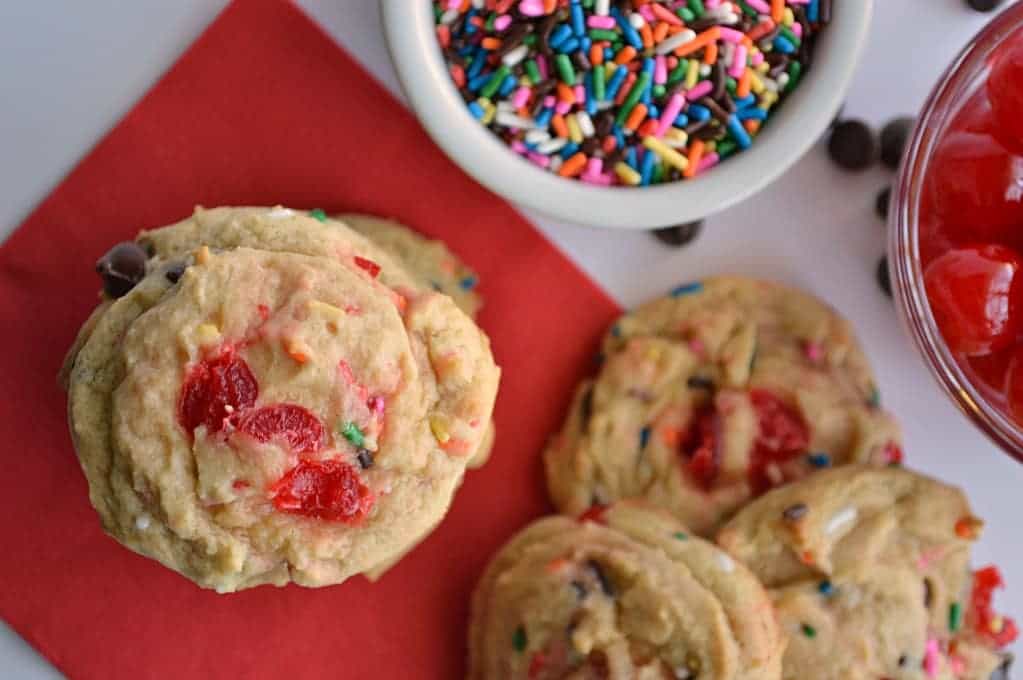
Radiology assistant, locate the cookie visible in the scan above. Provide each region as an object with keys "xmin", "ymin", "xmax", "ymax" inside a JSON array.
[
  {"xmin": 544, "ymin": 276, "xmax": 901, "ymax": 535},
  {"xmin": 468, "ymin": 501, "xmax": 785, "ymax": 680},
  {"xmin": 64, "ymin": 209, "xmax": 500, "ymax": 592},
  {"xmin": 337, "ymin": 213, "xmax": 482, "ymax": 319},
  {"xmin": 717, "ymin": 465, "xmax": 1015, "ymax": 680}
]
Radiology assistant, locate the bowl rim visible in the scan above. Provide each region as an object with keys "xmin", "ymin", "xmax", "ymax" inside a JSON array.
[
  {"xmin": 890, "ymin": 3, "xmax": 1023, "ymax": 462},
  {"xmin": 382, "ymin": 0, "xmax": 874, "ymax": 229}
]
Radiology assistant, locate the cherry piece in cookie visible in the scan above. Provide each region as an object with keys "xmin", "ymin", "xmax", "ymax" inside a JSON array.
[
  {"xmin": 749, "ymin": 389, "xmax": 810, "ymax": 493},
  {"xmin": 679, "ymin": 403, "xmax": 720, "ymax": 491},
  {"xmin": 924, "ymin": 245, "xmax": 1023, "ymax": 356},
  {"xmin": 236, "ymin": 404, "xmax": 325, "ymax": 454},
  {"xmin": 178, "ymin": 350, "xmax": 258, "ymax": 435},
  {"xmin": 271, "ymin": 459, "xmax": 374, "ymax": 523}
]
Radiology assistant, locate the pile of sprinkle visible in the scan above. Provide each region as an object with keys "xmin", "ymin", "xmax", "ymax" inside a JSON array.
[{"xmin": 434, "ymin": 0, "xmax": 830, "ymax": 186}]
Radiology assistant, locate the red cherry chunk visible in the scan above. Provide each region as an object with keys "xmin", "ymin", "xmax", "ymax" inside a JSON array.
[
  {"xmin": 236, "ymin": 404, "xmax": 325, "ymax": 454},
  {"xmin": 989, "ymin": 39, "xmax": 1023, "ymax": 155},
  {"xmin": 928, "ymin": 131, "xmax": 1023, "ymax": 247},
  {"xmin": 748, "ymin": 389, "xmax": 810, "ymax": 493},
  {"xmin": 680, "ymin": 403, "xmax": 720, "ymax": 491},
  {"xmin": 924, "ymin": 245, "xmax": 1023, "ymax": 356},
  {"xmin": 271, "ymin": 459, "xmax": 374, "ymax": 523},
  {"xmin": 178, "ymin": 351, "xmax": 258, "ymax": 435}
]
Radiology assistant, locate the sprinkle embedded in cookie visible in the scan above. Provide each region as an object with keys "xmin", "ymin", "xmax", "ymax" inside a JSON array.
[
  {"xmin": 468, "ymin": 502, "xmax": 785, "ymax": 680},
  {"xmin": 716, "ymin": 465, "xmax": 1016, "ymax": 680},
  {"xmin": 64, "ymin": 211, "xmax": 499, "ymax": 592},
  {"xmin": 544, "ymin": 276, "xmax": 902, "ymax": 535}
]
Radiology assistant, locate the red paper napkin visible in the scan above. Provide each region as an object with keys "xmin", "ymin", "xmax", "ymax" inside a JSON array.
[{"xmin": 0, "ymin": 1, "xmax": 620, "ymax": 677}]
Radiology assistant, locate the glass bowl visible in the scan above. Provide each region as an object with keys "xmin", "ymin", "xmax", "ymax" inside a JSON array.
[{"xmin": 890, "ymin": 3, "xmax": 1023, "ymax": 461}]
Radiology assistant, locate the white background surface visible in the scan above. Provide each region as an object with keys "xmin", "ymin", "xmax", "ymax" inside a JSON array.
[{"xmin": 1, "ymin": 1, "xmax": 1020, "ymax": 678}]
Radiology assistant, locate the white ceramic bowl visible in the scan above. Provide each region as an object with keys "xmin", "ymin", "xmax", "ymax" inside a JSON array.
[{"xmin": 382, "ymin": 1, "xmax": 873, "ymax": 229}]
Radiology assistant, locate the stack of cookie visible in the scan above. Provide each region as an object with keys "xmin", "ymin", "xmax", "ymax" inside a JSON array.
[
  {"xmin": 63, "ymin": 207, "xmax": 499, "ymax": 592},
  {"xmin": 470, "ymin": 278, "xmax": 1015, "ymax": 680}
]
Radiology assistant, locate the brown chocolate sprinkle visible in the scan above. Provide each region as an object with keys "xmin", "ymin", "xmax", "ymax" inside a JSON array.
[{"xmin": 356, "ymin": 448, "xmax": 374, "ymax": 470}]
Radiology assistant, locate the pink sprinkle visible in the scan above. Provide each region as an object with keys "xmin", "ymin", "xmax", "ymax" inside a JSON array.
[
  {"xmin": 518, "ymin": 0, "xmax": 548, "ymax": 17},
  {"xmin": 543, "ymin": 95, "xmax": 557, "ymax": 108},
  {"xmin": 587, "ymin": 15, "xmax": 616, "ymax": 29},
  {"xmin": 581, "ymin": 172, "xmax": 613, "ymax": 186},
  {"xmin": 730, "ymin": 45, "xmax": 748, "ymax": 78},
  {"xmin": 654, "ymin": 55, "xmax": 668, "ymax": 85},
  {"xmin": 751, "ymin": 51, "xmax": 765, "ymax": 67},
  {"xmin": 719, "ymin": 27, "xmax": 746, "ymax": 44},
  {"xmin": 651, "ymin": 4, "xmax": 683, "ymax": 25},
  {"xmin": 745, "ymin": 0, "xmax": 771, "ymax": 11},
  {"xmin": 655, "ymin": 93, "xmax": 685, "ymax": 137},
  {"xmin": 638, "ymin": 5, "xmax": 656, "ymax": 22},
  {"xmin": 512, "ymin": 86, "xmax": 532, "ymax": 108},
  {"xmin": 585, "ymin": 158, "xmax": 604, "ymax": 176},
  {"xmin": 536, "ymin": 54, "xmax": 549, "ymax": 80},
  {"xmin": 792, "ymin": 22, "xmax": 803, "ymax": 38},
  {"xmin": 697, "ymin": 152, "xmax": 720, "ymax": 173},
  {"xmin": 688, "ymin": 338, "xmax": 706, "ymax": 356},
  {"xmin": 445, "ymin": 0, "xmax": 461, "ymax": 9},
  {"xmin": 574, "ymin": 84, "xmax": 586, "ymax": 104},
  {"xmin": 555, "ymin": 100, "xmax": 572, "ymax": 115},
  {"xmin": 950, "ymin": 657, "xmax": 965, "ymax": 675},
  {"xmin": 510, "ymin": 140, "xmax": 528, "ymax": 154},
  {"xmin": 804, "ymin": 341, "xmax": 824, "ymax": 362},
  {"xmin": 917, "ymin": 546, "xmax": 947, "ymax": 571},
  {"xmin": 704, "ymin": 0, "xmax": 722, "ymax": 9},
  {"xmin": 686, "ymin": 80, "xmax": 713, "ymax": 101},
  {"xmin": 494, "ymin": 14, "xmax": 512, "ymax": 31},
  {"xmin": 923, "ymin": 639, "xmax": 941, "ymax": 678},
  {"xmin": 527, "ymin": 152, "xmax": 551, "ymax": 168}
]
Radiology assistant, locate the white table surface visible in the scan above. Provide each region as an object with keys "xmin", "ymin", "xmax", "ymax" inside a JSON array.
[{"xmin": 1, "ymin": 1, "xmax": 1020, "ymax": 677}]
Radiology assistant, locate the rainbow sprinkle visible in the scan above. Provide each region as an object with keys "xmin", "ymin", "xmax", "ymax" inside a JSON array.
[{"xmin": 434, "ymin": 0, "xmax": 829, "ymax": 186}]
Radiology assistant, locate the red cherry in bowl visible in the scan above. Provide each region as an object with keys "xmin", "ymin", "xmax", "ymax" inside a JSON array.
[
  {"xmin": 927, "ymin": 132, "xmax": 1023, "ymax": 248},
  {"xmin": 924, "ymin": 244, "xmax": 1023, "ymax": 356},
  {"xmin": 989, "ymin": 39, "xmax": 1023, "ymax": 155}
]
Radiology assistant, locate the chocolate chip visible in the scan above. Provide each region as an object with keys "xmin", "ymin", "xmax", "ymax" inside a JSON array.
[
  {"xmin": 990, "ymin": 653, "xmax": 1014, "ymax": 680},
  {"xmin": 782, "ymin": 503, "xmax": 808, "ymax": 522},
  {"xmin": 923, "ymin": 578, "xmax": 934, "ymax": 608},
  {"xmin": 876, "ymin": 186, "xmax": 891, "ymax": 221},
  {"xmin": 877, "ymin": 256, "xmax": 892, "ymax": 298},
  {"xmin": 356, "ymin": 448, "xmax": 374, "ymax": 469},
  {"xmin": 587, "ymin": 560, "xmax": 615, "ymax": 597},
  {"xmin": 95, "ymin": 241, "xmax": 148, "ymax": 298},
  {"xmin": 827, "ymin": 120, "xmax": 878, "ymax": 171},
  {"xmin": 165, "ymin": 262, "xmax": 187, "ymax": 284},
  {"xmin": 652, "ymin": 221, "xmax": 703, "ymax": 247},
  {"xmin": 880, "ymin": 117, "xmax": 915, "ymax": 170},
  {"xmin": 967, "ymin": 0, "xmax": 1004, "ymax": 12}
]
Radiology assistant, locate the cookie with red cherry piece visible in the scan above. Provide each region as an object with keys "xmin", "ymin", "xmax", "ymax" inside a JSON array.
[
  {"xmin": 64, "ymin": 209, "xmax": 499, "ymax": 592},
  {"xmin": 468, "ymin": 501, "xmax": 785, "ymax": 680},
  {"xmin": 717, "ymin": 465, "xmax": 1016, "ymax": 680},
  {"xmin": 544, "ymin": 277, "xmax": 901, "ymax": 536}
]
